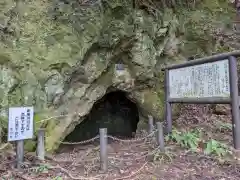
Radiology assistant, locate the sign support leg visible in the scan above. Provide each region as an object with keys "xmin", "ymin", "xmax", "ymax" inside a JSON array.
[
  {"xmin": 229, "ymin": 56, "xmax": 240, "ymax": 152},
  {"xmin": 165, "ymin": 102, "xmax": 172, "ymax": 133},
  {"xmin": 16, "ymin": 140, "xmax": 24, "ymax": 170},
  {"xmin": 165, "ymin": 69, "xmax": 172, "ymax": 133}
]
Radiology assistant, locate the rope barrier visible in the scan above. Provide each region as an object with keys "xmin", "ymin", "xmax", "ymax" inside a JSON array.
[
  {"xmin": 57, "ymin": 129, "xmax": 157, "ymax": 145},
  {"xmin": 57, "ymin": 135, "xmax": 100, "ymax": 145},
  {"xmin": 106, "ymin": 130, "xmax": 156, "ymax": 143}
]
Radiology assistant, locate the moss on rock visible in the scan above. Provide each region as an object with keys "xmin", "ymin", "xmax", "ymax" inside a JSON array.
[{"xmin": 0, "ymin": 0, "xmax": 237, "ymax": 151}]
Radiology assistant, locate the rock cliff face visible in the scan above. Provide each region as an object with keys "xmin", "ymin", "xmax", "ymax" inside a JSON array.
[{"xmin": 0, "ymin": 0, "xmax": 236, "ymax": 151}]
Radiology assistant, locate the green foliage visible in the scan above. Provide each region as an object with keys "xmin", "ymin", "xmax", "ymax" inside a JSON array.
[
  {"xmin": 32, "ymin": 164, "xmax": 63, "ymax": 179},
  {"xmin": 0, "ymin": 116, "xmax": 8, "ymax": 142},
  {"xmin": 153, "ymin": 150, "xmax": 173, "ymax": 163},
  {"xmin": 1, "ymin": 0, "xmax": 92, "ymax": 69},
  {"xmin": 204, "ymin": 139, "xmax": 230, "ymax": 156},
  {"xmin": 166, "ymin": 128, "xmax": 230, "ymax": 157},
  {"xmin": 33, "ymin": 164, "xmax": 50, "ymax": 174},
  {"xmin": 50, "ymin": 0, "xmax": 103, "ymax": 39},
  {"xmin": 216, "ymin": 121, "xmax": 232, "ymax": 132},
  {"xmin": 166, "ymin": 128, "xmax": 201, "ymax": 151},
  {"xmin": 2, "ymin": 177, "xmax": 14, "ymax": 180},
  {"xmin": 52, "ymin": 176, "xmax": 63, "ymax": 180},
  {"xmin": 176, "ymin": 0, "xmax": 235, "ymax": 57}
]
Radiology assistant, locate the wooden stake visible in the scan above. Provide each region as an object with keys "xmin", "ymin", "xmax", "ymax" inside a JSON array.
[
  {"xmin": 37, "ymin": 128, "xmax": 45, "ymax": 161},
  {"xmin": 148, "ymin": 115, "xmax": 154, "ymax": 133},
  {"xmin": 100, "ymin": 128, "xmax": 107, "ymax": 172},
  {"xmin": 156, "ymin": 122, "xmax": 165, "ymax": 152}
]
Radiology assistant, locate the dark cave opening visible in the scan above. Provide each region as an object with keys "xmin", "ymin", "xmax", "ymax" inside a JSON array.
[{"xmin": 64, "ymin": 90, "xmax": 140, "ymax": 143}]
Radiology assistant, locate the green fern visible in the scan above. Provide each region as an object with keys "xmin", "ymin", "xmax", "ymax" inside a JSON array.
[{"xmin": 204, "ymin": 139, "xmax": 230, "ymax": 157}]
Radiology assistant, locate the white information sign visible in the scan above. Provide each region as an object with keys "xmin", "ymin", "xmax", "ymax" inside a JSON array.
[
  {"xmin": 8, "ymin": 107, "xmax": 34, "ymax": 142},
  {"xmin": 115, "ymin": 64, "xmax": 125, "ymax": 76},
  {"xmin": 169, "ymin": 59, "xmax": 230, "ymax": 99}
]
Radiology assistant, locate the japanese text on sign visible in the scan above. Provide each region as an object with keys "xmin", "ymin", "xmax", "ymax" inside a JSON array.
[
  {"xmin": 168, "ymin": 59, "xmax": 230, "ymax": 99},
  {"xmin": 8, "ymin": 107, "xmax": 34, "ymax": 141}
]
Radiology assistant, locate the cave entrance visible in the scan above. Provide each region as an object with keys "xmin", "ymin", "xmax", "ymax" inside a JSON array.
[{"xmin": 64, "ymin": 90, "xmax": 139, "ymax": 143}]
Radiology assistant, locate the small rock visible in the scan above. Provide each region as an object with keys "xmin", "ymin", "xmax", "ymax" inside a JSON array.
[
  {"xmin": 125, "ymin": 161, "xmax": 132, "ymax": 166},
  {"xmin": 119, "ymin": 169, "xmax": 124, "ymax": 174}
]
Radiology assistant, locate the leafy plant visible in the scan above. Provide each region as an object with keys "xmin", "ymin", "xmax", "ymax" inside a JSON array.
[
  {"xmin": 52, "ymin": 176, "xmax": 63, "ymax": 180},
  {"xmin": 204, "ymin": 139, "xmax": 230, "ymax": 157},
  {"xmin": 166, "ymin": 128, "xmax": 230, "ymax": 157},
  {"xmin": 153, "ymin": 149, "xmax": 173, "ymax": 163},
  {"xmin": 165, "ymin": 128, "xmax": 201, "ymax": 151},
  {"xmin": 216, "ymin": 121, "xmax": 232, "ymax": 132},
  {"xmin": 2, "ymin": 177, "xmax": 14, "ymax": 180},
  {"xmin": 34, "ymin": 164, "xmax": 50, "ymax": 173}
]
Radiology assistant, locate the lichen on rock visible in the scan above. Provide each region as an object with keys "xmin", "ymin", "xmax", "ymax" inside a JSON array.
[{"xmin": 0, "ymin": 0, "xmax": 237, "ymax": 151}]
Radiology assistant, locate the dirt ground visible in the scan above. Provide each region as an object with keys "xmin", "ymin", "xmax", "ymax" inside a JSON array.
[{"xmin": 1, "ymin": 105, "xmax": 240, "ymax": 180}]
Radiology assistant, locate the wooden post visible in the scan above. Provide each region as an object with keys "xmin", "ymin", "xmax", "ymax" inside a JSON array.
[
  {"xmin": 37, "ymin": 128, "xmax": 45, "ymax": 161},
  {"xmin": 100, "ymin": 128, "xmax": 107, "ymax": 172},
  {"xmin": 229, "ymin": 56, "xmax": 240, "ymax": 150},
  {"xmin": 148, "ymin": 115, "xmax": 154, "ymax": 134},
  {"xmin": 164, "ymin": 69, "xmax": 172, "ymax": 134},
  {"xmin": 16, "ymin": 140, "xmax": 24, "ymax": 170},
  {"xmin": 0, "ymin": 126, "xmax": 2, "ymax": 144},
  {"xmin": 156, "ymin": 122, "xmax": 165, "ymax": 152}
]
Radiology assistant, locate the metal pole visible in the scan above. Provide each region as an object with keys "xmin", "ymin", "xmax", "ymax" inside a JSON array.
[
  {"xmin": 37, "ymin": 129, "xmax": 45, "ymax": 161},
  {"xmin": 229, "ymin": 56, "xmax": 240, "ymax": 149},
  {"xmin": 0, "ymin": 126, "xmax": 2, "ymax": 144},
  {"xmin": 165, "ymin": 69, "xmax": 172, "ymax": 133},
  {"xmin": 16, "ymin": 140, "xmax": 24, "ymax": 170},
  {"xmin": 99, "ymin": 128, "xmax": 107, "ymax": 172},
  {"xmin": 156, "ymin": 122, "xmax": 165, "ymax": 152},
  {"xmin": 148, "ymin": 115, "xmax": 154, "ymax": 133},
  {"xmin": 162, "ymin": 50, "xmax": 240, "ymax": 70}
]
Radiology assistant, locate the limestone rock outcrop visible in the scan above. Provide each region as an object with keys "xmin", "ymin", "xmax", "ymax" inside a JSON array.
[{"xmin": 0, "ymin": 0, "xmax": 236, "ymax": 151}]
